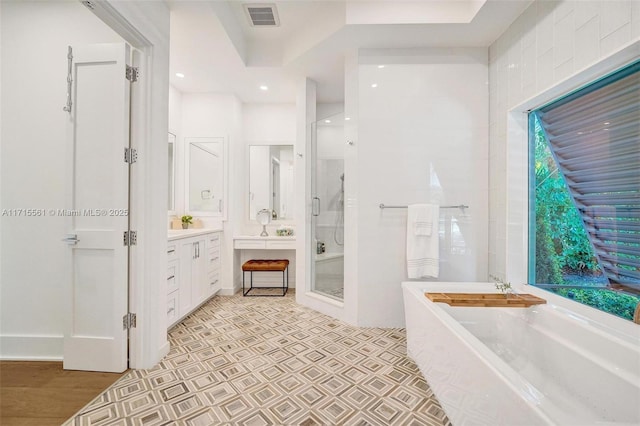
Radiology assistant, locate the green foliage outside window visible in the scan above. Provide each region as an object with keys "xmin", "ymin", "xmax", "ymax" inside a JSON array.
[{"xmin": 533, "ymin": 117, "xmax": 600, "ymax": 283}]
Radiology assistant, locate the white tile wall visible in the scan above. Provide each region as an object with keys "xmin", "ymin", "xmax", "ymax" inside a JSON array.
[
  {"xmin": 353, "ymin": 49, "xmax": 489, "ymax": 327},
  {"xmin": 488, "ymin": 0, "xmax": 640, "ymax": 282},
  {"xmin": 600, "ymin": 1, "xmax": 631, "ymax": 38},
  {"xmin": 575, "ymin": 17, "xmax": 600, "ymax": 70},
  {"xmin": 633, "ymin": 1, "xmax": 640, "ymax": 39}
]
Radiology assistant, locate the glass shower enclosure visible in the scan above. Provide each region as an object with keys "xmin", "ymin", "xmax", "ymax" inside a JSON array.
[{"xmin": 310, "ymin": 112, "xmax": 345, "ymax": 301}]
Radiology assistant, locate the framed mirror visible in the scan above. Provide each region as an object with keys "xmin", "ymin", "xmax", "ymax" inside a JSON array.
[
  {"xmin": 168, "ymin": 132, "xmax": 176, "ymax": 212},
  {"xmin": 186, "ymin": 137, "xmax": 225, "ymax": 217},
  {"xmin": 249, "ymin": 145, "xmax": 294, "ymax": 221}
]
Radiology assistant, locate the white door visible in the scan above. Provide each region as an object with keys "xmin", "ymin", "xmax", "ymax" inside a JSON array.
[{"xmin": 63, "ymin": 43, "xmax": 132, "ymax": 372}]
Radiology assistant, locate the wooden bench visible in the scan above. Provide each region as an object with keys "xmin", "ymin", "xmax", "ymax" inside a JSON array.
[{"xmin": 242, "ymin": 259, "xmax": 289, "ymax": 296}]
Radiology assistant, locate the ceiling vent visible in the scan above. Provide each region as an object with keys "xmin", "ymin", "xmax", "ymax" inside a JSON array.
[{"xmin": 243, "ymin": 4, "xmax": 280, "ymax": 27}]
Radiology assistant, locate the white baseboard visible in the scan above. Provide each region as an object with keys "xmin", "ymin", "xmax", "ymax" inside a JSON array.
[
  {"xmin": 158, "ymin": 341, "xmax": 170, "ymax": 359},
  {"xmin": 0, "ymin": 334, "xmax": 63, "ymax": 361},
  {"xmin": 218, "ymin": 287, "xmax": 238, "ymax": 296}
]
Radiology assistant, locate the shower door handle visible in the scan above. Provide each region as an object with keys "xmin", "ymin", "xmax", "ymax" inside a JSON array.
[{"xmin": 312, "ymin": 197, "xmax": 320, "ymax": 216}]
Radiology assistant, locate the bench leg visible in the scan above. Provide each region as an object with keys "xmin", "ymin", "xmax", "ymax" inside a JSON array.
[
  {"xmin": 242, "ymin": 266, "xmax": 289, "ymax": 297},
  {"xmin": 242, "ymin": 270, "xmax": 253, "ymax": 296},
  {"xmin": 283, "ymin": 266, "xmax": 288, "ymax": 296}
]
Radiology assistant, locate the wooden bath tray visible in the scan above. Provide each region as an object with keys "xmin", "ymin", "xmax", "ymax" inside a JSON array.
[{"xmin": 425, "ymin": 292, "xmax": 546, "ymax": 308}]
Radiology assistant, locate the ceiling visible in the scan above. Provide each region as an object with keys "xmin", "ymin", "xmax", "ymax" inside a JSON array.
[{"xmin": 168, "ymin": 0, "xmax": 533, "ymax": 104}]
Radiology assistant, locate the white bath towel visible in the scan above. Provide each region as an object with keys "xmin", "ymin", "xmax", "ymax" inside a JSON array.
[
  {"xmin": 407, "ymin": 204, "xmax": 439, "ymax": 279},
  {"xmin": 411, "ymin": 204, "xmax": 433, "ymax": 236}
]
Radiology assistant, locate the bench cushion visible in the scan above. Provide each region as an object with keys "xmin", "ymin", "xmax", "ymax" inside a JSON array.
[{"xmin": 242, "ymin": 259, "xmax": 289, "ymax": 272}]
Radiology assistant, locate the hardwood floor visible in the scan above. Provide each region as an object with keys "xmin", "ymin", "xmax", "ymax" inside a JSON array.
[{"xmin": 0, "ymin": 361, "xmax": 125, "ymax": 426}]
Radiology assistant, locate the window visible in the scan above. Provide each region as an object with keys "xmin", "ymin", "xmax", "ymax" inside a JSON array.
[{"xmin": 529, "ymin": 61, "xmax": 640, "ymax": 322}]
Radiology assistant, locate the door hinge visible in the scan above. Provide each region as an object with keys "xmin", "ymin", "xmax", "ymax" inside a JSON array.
[
  {"xmin": 123, "ymin": 312, "xmax": 137, "ymax": 330},
  {"xmin": 123, "ymin": 230, "xmax": 137, "ymax": 246},
  {"xmin": 126, "ymin": 65, "xmax": 139, "ymax": 82},
  {"xmin": 124, "ymin": 147, "xmax": 137, "ymax": 164}
]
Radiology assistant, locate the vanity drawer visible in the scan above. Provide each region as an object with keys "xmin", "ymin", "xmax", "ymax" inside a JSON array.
[
  {"xmin": 208, "ymin": 247, "xmax": 220, "ymax": 262},
  {"xmin": 208, "ymin": 271, "xmax": 221, "ymax": 288},
  {"xmin": 234, "ymin": 239, "xmax": 266, "ymax": 249},
  {"xmin": 167, "ymin": 260, "xmax": 179, "ymax": 294},
  {"xmin": 208, "ymin": 258, "xmax": 220, "ymax": 273},
  {"xmin": 167, "ymin": 243, "xmax": 178, "ymax": 261},
  {"xmin": 207, "ymin": 233, "xmax": 221, "ymax": 249},
  {"xmin": 266, "ymin": 240, "xmax": 296, "ymax": 250},
  {"xmin": 167, "ymin": 290, "xmax": 179, "ymax": 326}
]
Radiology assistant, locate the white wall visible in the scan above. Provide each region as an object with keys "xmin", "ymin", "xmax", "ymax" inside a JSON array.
[
  {"xmin": 0, "ymin": 1, "xmax": 125, "ymax": 360},
  {"xmin": 488, "ymin": 0, "xmax": 640, "ymax": 283},
  {"xmin": 347, "ymin": 48, "xmax": 489, "ymax": 327},
  {"xmin": 243, "ymin": 103, "xmax": 296, "ymax": 142}
]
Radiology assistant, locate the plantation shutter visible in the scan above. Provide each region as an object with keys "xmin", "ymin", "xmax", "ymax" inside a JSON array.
[{"xmin": 535, "ymin": 62, "xmax": 640, "ymax": 285}]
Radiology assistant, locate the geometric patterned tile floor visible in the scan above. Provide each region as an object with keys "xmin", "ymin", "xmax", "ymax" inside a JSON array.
[{"xmin": 64, "ymin": 291, "xmax": 451, "ymax": 426}]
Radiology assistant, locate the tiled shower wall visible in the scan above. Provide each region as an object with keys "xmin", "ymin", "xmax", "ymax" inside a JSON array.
[{"xmin": 488, "ymin": 0, "xmax": 640, "ymax": 282}]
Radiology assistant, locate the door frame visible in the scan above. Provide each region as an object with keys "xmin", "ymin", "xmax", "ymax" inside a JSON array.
[{"xmin": 83, "ymin": 0, "xmax": 170, "ymax": 368}]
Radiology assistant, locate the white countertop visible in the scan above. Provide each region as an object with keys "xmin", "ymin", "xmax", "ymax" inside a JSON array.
[{"xmin": 168, "ymin": 228, "xmax": 222, "ymax": 241}]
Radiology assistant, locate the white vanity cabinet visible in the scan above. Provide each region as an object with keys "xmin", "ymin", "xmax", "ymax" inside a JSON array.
[
  {"xmin": 204, "ymin": 233, "xmax": 222, "ymax": 296},
  {"xmin": 167, "ymin": 230, "xmax": 222, "ymax": 328},
  {"xmin": 179, "ymin": 236, "xmax": 206, "ymax": 317}
]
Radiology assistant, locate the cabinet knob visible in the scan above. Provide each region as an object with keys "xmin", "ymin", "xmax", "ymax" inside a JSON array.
[{"xmin": 62, "ymin": 234, "xmax": 79, "ymax": 245}]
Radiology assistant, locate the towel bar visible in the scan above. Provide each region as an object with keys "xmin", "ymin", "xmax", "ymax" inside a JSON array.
[{"xmin": 379, "ymin": 203, "xmax": 468, "ymax": 210}]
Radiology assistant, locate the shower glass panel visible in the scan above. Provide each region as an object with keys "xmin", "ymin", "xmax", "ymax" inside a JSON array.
[{"xmin": 311, "ymin": 112, "xmax": 345, "ymax": 301}]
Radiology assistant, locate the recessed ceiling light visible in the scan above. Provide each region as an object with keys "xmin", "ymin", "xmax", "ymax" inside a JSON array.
[
  {"xmin": 378, "ymin": 65, "xmax": 385, "ymax": 69},
  {"xmin": 345, "ymin": 117, "xmax": 351, "ymax": 121},
  {"xmin": 371, "ymin": 83, "xmax": 378, "ymax": 88},
  {"xmin": 260, "ymin": 85, "xmax": 269, "ymax": 91},
  {"xmin": 325, "ymin": 119, "xmax": 331, "ymax": 123},
  {"xmin": 175, "ymin": 72, "xmax": 185, "ymax": 78},
  {"xmin": 604, "ymin": 122, "xmax": 610, "ymax": 125}
]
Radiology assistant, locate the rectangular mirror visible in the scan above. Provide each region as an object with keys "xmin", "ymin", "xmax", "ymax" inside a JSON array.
[
  {"xmin": 249, "ymin": 145, "xmax": 294, "ymax": 221},
  {"xmin": 186, "ymin": 137, "xmax": 225, "ymax": 216},
  {"xmin": 168, "ymin": 132, "xmax": 176, "ymax": 212}
]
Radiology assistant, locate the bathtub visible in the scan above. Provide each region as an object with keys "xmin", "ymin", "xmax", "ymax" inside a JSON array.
[
  {"xmin": 402, "ymin": 282, "xmax": 640, "ymax": 426},
  {"xmin": 315, "ymin": 252, "xmax": 344, "ymax": 275}
]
